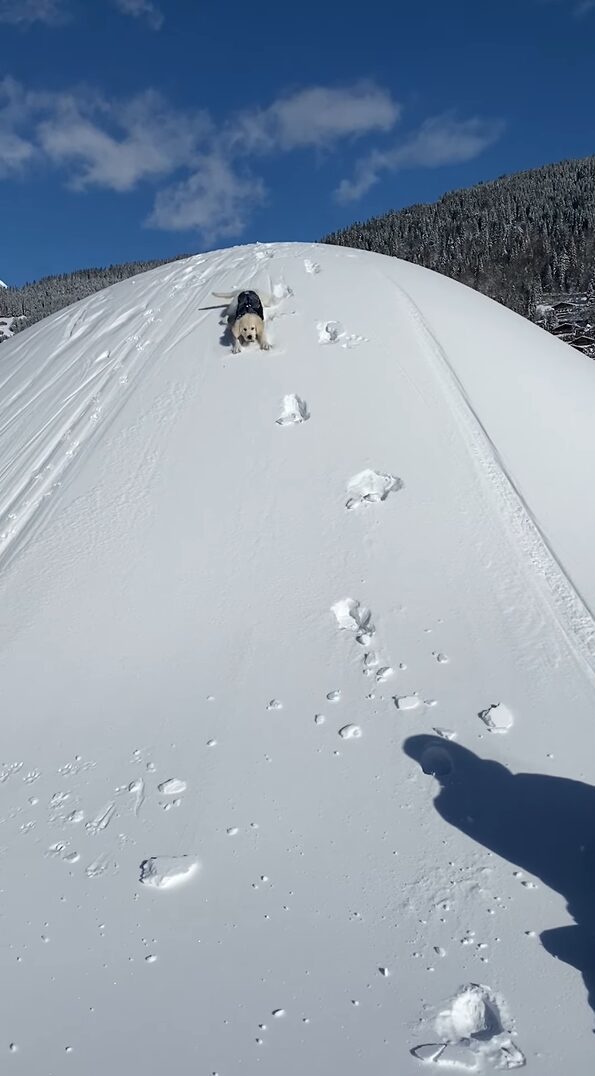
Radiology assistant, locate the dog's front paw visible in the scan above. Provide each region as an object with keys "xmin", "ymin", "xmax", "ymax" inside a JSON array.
[
  {"xmin": 232, "ymin": 342, "xmax": 242, "ymax": 354},
  {"xmin": 260, "ymin": 341, "xmax": 271, "ymax": 351}
]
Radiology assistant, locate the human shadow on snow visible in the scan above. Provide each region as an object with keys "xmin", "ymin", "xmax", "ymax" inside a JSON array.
[{"xmin": 403, "ymin": 734, "xmax": 595, "ymax": 1019}]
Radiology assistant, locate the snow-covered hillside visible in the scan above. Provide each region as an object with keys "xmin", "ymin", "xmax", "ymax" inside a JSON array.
[{"xmin": 2, "ymin": 242, "xmax": 595, "ymax": 1073}]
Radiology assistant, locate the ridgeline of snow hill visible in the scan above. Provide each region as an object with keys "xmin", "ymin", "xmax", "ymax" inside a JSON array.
[{"xmin": 2, "ymin": 242, "xmax": 595, "ymax": 1073}]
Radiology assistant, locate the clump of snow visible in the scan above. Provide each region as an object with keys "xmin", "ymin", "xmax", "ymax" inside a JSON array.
[
  {"xmin": 139, "ymin": 856, "xmax": 199, "ymax": 889},
  {"xmin": 331, "ymin": 598, "xmax": 375, "ymax": 644},
  {"xmin": 157, "ymin": 778, "xmax": 187, "ymax": 796},
  {"xmin": 436, "ymin": 983, "xmax": 497, "ymax": 1040},
  {"xmin": 394, "ymin": 694, "xmax": 420, "ymax": 711},
  {"xmin": 338, "ymin": 723, "xmax": 362, "ymax": 740},
  {"xmin": 345, "ymin": 468, "xmax": 403, "ymax": 509},
  {"xmin": 276, "ymin": 393, "xmax": 310, "ymax": 425},
  {"xmin": 478, "ymin": 702, "xmax": 514, "ymax": 734}
]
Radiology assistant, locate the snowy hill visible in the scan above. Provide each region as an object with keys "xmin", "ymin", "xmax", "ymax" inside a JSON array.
[{"xmin": 2, "ymin": 242, "xmax": 595, "ymax": 1073}]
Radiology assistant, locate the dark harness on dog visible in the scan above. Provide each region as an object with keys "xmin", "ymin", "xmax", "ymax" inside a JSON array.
[{"xmin": 236, "ymin": 290, "xmax": 264, "ymax": 321}]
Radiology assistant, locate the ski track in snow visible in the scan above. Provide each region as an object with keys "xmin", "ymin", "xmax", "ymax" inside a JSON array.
[
  {"xmin": 1, "ymin": 241, "xmax": 595, "ymax": 1073},
  {"xmin": 390, "ymin": 275, "xmax": 595, "ymax": 676},
  {"xmin": 0, "ymin": 252, "xmax": 229, "ymax": 571}
]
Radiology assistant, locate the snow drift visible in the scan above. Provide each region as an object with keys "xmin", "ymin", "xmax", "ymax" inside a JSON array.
[{"xmin": 2, "ymin": 241, "xmax": 595, "ymax": 1073}]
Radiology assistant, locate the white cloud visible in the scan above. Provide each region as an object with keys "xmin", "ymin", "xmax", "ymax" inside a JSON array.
[
  {"xmin": 336, "ymin": 114, "xmax": 505, "ymax": 202},
  {"xmin": 0, "ymin": 0, "xmax": 67, "ymax": 24},
  {"xmin": 0, "ymin": 0, "xmax": 165, "ymax": 27},
  {"xmin": 37, "ymin": 89, "xmax": 209, "ymax": 191},
  {"xmin": 112, "ymin": 0, "xmax": 163, "ymax": 30},
  {"xmin": 265, "ymin": 83, "xmax": 399, "ymax": 149},
  {"xmin": 0, "ymin": 77, "xmax": 38, "ymax": 172},
  {"xmin": 0, "ymin": 130, "xmax": 36, "ymax": 174},
  {"xmin": 230, "ymin": 83, "xmax": 400, "ymax": 154},
  {"xmin": 147, "ymin": 156, "xmax": 265, "ymax": 239}
]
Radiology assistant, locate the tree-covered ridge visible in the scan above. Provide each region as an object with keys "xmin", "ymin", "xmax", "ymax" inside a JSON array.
[
  {"xmin": 0, "ymin": 254, "xmax": 189, "ymax": 337},
  {"xmin": 324, "ymin": 155, "xmax": 595, "ymax": 318}
]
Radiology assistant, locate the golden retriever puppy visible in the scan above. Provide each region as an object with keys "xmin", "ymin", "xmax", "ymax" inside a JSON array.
[{"xmin": 212, "ymin": 289, "xmax": 271, "ymax": 354}]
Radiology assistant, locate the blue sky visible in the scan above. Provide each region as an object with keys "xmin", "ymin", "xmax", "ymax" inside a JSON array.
[{"xmin": 1, "ymin": 0, "xmax": 594, "ymax": 285}]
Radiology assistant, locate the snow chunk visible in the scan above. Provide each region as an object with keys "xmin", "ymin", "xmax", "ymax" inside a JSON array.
[
  {"xmin": 331, "ymin": 598, "xmax": 375, "ymax": 645},
  {"xmin": 276, "ymin": 394, "xmax": 310, "ymax": 425},
  {"xmin": 478, "ymin": 703, "xmax": 514, "ymax": 734},
  {"xmin": 338, "ymin": 724, "xmax": 362, "ymax": 740},
  {"xmin": 436, "ymin": 983, "xmax": 503, "ymax": 1043},
  {"xmin": 394, "ymin": 695, "xmax": 420, "ymax": 711},
  {"xmin": 157, "ymin": 778, "xmax": 187, "ymax": 796},
  {"xmin": 345, "ymin": 469, "xmax": 404, "ymax": 509},
  {"xmin": 139, "ymin": 855, "xmax": 199, "ymax": 890}
]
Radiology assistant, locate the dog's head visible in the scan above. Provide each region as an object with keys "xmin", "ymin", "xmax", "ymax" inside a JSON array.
[{"xmin": 237, "ymin": 313, "xmax": 261, "ymax": 345}]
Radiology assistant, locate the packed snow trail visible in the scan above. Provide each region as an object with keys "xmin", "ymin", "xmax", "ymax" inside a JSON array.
[{"xmin": 1, "ymin": 242, "xmax": 595, "ymax": 1073}]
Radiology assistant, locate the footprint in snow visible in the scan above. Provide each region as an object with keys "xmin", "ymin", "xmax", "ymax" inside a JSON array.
[
  {"xmin": 139, "ymin": 855, "xmax": 199, "ymax": 890},
  {"xmin": 276, "ymin": 394, "xmax": 310, "ymax": 425},
  {"xmin": 411, "ymin": 983, "xmax": 525, "ymax": 1071},
  {"xmin": 317, "ymin": 321, "xmax": 366, "ymax": 348},
  {"xmin": 85, "ymin": 801, "xmax": 116, "ymax": 835},
  {"xmin": 338, "ymin": 724, "xmax": 362, "ymax": 740},
  {"xmin": 345, "ymin": 469, "xmax": 404, "ymax": 509},
  {"xmin": 363, "ymin": 651, "xmax": 380, "ymax": 675},
  {"xmin": 318, "ymin": 321, "xmax": 344, "ymax": 344},
  {"xmin": 410, "ymin": 1042, "xmax": 478, "ymax": 1069},
  {"xmin": 86, "ymin": 852, "xmax": 117, "ymax": 879},
  {"xmin": 433, "ymin": 727, "xmax": 457, "ymax": 741},
  {"xmin": 478, "ymin": 703, "xmax": 514, "ymax": 734},
  {"xmin": 157, "ymin": 778, "xmax": 187, "ymax": 796},
  {"xmin": 304, "ymin": 259, "xmax": 321, "ymax": 274},
  {"xmin": 394, "ymin": 694, "xmax": 420, "ymax": 711},
  {"xmin": 271, "ymin": 282, "xmax": 293, "ymax": 301},
  {"xmin": 332, "ymin": 598, "xmax": 375, "ymax": 646}
]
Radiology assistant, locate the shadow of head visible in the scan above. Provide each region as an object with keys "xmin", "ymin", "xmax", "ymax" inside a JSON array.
[{"xmin": 403, "ymin": 734, "xmax": 512, "ymax": 788}]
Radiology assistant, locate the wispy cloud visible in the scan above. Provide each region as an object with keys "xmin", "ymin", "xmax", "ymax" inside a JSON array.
[
  {"xmin": 111, "ymin": 0, "xmax": 163, "ymax": 30},
  {"xmin": 148, "ymin": 157, "xmax": 265, "ymax": 239},
  {"xmin": 37, "ymin": 90, "xmax": 209, "ymax": 191},
  {"xmin": 0, "ymin": 78, "xmax": 38, "ymax": 172},
  {"xmin": 0, "ymin": 131, "xmax": 36, "ymax": 174},
  {"xmin": 0, "ymin": 0, "xmax": 165, "ymax": 28},
  {"xmin": 0, "ymin": 0, "xmax": 68, "ymax": 25},
  {"xmin": 234, "ymin": 83, "xmax": 400, "ymax": 152},
  {"xmin": 336, "ymin": 114, "xmax": 505, "ymax": 202}
]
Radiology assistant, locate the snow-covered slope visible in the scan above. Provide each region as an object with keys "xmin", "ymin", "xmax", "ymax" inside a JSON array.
[{"xmin": 2, "ymin": 242, "xmax": 595, "ymax": 1073}]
